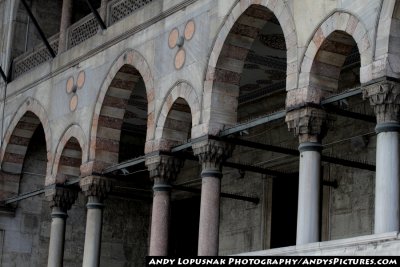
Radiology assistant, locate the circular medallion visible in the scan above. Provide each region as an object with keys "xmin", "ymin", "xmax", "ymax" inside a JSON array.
[
  {"xmin": 174, "ymin": 48, "xmax": 186, "ymax": 69},
  {"xmin": 168, "ymin": 28, "xmax": 179, "ymax": 49},
  {"xmin": 184, "ymin": 20, "xmax": 195, "ymax": 40},
  {"xmin": 70, "ymin": 94, "xmax": 78, "ymax": 112},
  {"xmin": 77, "ymin": 71, "xmax": 85, "ymax": 89},
  {"xmin": 66, "ymin": 77, "xmax": 74, "ymax": 94}
]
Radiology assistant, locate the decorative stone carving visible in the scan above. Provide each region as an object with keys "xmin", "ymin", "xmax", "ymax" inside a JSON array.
[
  {"xmin": 192, "ymin": 139, "xmax": 234, "ymax": 171},
  {"xmin": 363, "ymin": 80, "xmax": 400, "ymax": 123},
  {"xmin": 45, "ymin": 185, "xmax": 78, "ymax": 211},
  {"xmin": 285, "ymin": 106, "xmax": 327, "ymax": 143},
  {"xmin": 79, "ymin": 176, "xmax": 113, "ymax": 201},
  {"xmin": 146, "ymin": 155, "xmax": 183, "ymax": 183}
]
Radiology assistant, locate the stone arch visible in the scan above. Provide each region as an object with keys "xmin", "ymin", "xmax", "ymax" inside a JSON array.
[
  {"xmin": 203, "ymin": 0, "xmax": 297, "ymax": 134},
  {"xmin": 90, "ymin": 49, "xmax": 155, "ymax": 165},
  {"xmin": 0, "ymin": 97, "xmax": 52, "ymax": 174},
  {"xmin": 49, "ymin": 124, "xmax": 87, "ymax": 185},
  {"xmin": 299, "ymin": 12, "xmax": 372, "ymax": 93},
  {"xmin": 374, "ymin": 0, "xmax": 400, "ymax": 79},
  {"xmin": 151, "ymin": 81, "xmax": 199, "ymax": 152},
  {"xmin": 0, "ymin": 97, "xmax": 52, "ymax": 198}
]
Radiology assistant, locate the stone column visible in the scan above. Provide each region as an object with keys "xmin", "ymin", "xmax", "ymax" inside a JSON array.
[
  {"xmin": 46, "ymin": 186, "xmax": 78, "ymax": 267},
  {"xmin": 80, "ymin": 176, "xmax": 112, "ymax": 267},
  {"xmin": 286, "ymin": 107, "xmax": 327, "ymax": 245},
  {"xmin": 146, "ymin": 155, "xmax": 183, "ymax": 256},
  {"xmin": 58, "ymin": 0, "xmax": 73, "ymax": 53},
  {"xmin": 363, "ymin": 80, "xmax": 400, "ymax": 234},
  {"xmin": 193, "ymin": 140, "xmax": 233, "ymax": 256}
]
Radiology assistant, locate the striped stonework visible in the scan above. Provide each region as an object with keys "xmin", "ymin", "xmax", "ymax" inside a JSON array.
[
  {"xmin": 57, "ymin": 137, "xmax": 82, "ymax": 182},
  {"xmin": 290, "ymin": 12, "xmax": 372, "ymax": 108},
  {"xmin": 2, "ymin": 112, "xmax": 41, "ymax": 174},
  {"xmin": 96, "ymin": 65, "xmax": 142, "ymax": 166},
  {"xmin": 203, "ymin": 0, "xmax": 297, "ymax": 135},
  {"xmin": 90, "ymin": 50, "xmax": 155, "ymax": 174}
]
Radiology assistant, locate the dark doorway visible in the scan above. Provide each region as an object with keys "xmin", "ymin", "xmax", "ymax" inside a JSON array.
[
  {"xmin": 270, "ymin": 174, "xmax": 298, "ymax": 248},
  {"xmin": 170, "ymin": 197, "xmax": 200, "ymax": 256}
]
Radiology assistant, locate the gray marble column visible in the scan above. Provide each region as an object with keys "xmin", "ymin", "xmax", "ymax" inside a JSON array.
[
  {"xmin": 364, "ymin": 80, "xmax": 400, "ymax": 234},
  {"xmin": 58, "ymin": 0, "xmax": 73, "ymax": 53},
  {"xmin": 80, "ymin": 176, "xmax": 112, "ymax": 267},
  {"xmin": 46, "ymin": 186, "xmax": 78, "ymax": 267},
  {"xmin": 146, "ymin": 155, "xmax": 183, "ymax": 256},
  {"xmin": 193, "ymin": 140, "xmax": 233, "ymax": 256},
  {"xmin": 286, "ymin": 107, "xmax": 327, "ymax": 245}
]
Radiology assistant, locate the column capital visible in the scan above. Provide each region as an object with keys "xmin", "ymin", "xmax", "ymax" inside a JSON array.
[
  {"xmin": 145, "ymin": 155, "xmax": 183, "ymax": 185},
  {"xmin": 45, "ymin": 185, "xmax": 78, "ymax": 212},
  {"xmin": 79, "ymin": 176, "xmax": 112, "ymax": 201},
  {"xmin": 363, "ymin": 80, "xmax": 400, "ymax": 123},
  {"xmin": 285, "ymin": 106, "xmax": 328, "ymax": 143},
  {"xmin": 192, "ymin": 139, "xmax": 234, "ymax": 172}
]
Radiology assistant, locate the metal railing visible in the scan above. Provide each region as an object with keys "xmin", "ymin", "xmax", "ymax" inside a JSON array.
[{"xmin": 12, "ymin": 0, "xmax": 156, "ymax": 79}]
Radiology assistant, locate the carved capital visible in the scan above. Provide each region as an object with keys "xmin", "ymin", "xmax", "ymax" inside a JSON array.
[
  {"xmin": 79, "ymin": 176, "xmax": 112, "ymax": 201},
  {"xmin": 145, "ymin": 155, "xmax": 183, "ymax": 184},
  {"xmin": 45, "ymin": 185, "xmax": 78, "ymax": 211},
  {"xmin": 192, "ymin": 139, "xmax": 234, "ymax": 171},
  {"xmin": 285, "ymin": 107, "xmax": 328, "ymax": 143},
  {"xmin": 363, "ymin": 81, "xmax": 400, "ymax": 123}
]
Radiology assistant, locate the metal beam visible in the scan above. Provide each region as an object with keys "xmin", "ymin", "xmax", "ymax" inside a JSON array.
[
  {"xmin": 325, "ymin": 104, "xmax": 375, "ymax": 123},
  {"xmin": 85, "ymin": 0, "xmax": 107, "ymax": 30},
  {"xmin": 4, "ymin": 188, "xmax": 45, "ymax": 204},
  {"xmin": 21, "ymin": 0, "xmax": 56, "ymax": 58},
  {"xmin": 173, "ymin": 185, "xmax": 260, "ymax": 204},
  {"xmin": 219, "ymin": 137, "xmax": 375, "ymax": 171}
]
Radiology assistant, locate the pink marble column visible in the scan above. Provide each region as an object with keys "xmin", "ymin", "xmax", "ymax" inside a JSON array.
[
  {"xmin": 58, "ymin": 0, "xmax": 73, "ymax": 53},
  {"xmin": 146, "ymin": 155, "xmax": 183, "ymax": 256},
  {"xmin": 149, "ymin": 179, "xmax": 171, "ymax": 255},
  {"xmin": 193, "ymin": 140, "xmax": 233, "ymax": 256}
]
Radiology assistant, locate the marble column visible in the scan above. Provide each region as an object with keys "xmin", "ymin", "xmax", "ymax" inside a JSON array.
[
  {"xmin": 363, "ymin": 80, "xmax": 400, "ymax": 234},
  {"xmin": 58, "ymin": 0, "xmax": 73, "ymax": 53},
  {"xmin": 46, "ymin": 186, "xmax": 78, "ymax": 267},
  {"xmin": 146, "ymin": 155, "xmax": 183, "ymax": 256},
  {"xmin": 286, "ymin": 107, "xmax": 327, "ymax": 245},
  {"xmin": 80, "ymin": 176, "xmax": 112, "ymax": 267},
  {"xmin": 193, "ymin": 140, "xmax": 233, "ymax": 256}
]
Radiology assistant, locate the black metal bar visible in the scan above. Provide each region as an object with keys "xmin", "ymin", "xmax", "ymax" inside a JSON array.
[
  {"xmin": 0, "ymin": 66, "xmax": 7, "ymax": 83},
  {"xmin": 85, "ymin": 0, "xmax": 107, "ymax": 30},
  {"xmin": 324, "ymin": 104, "xmax": 375, "ymax": 123},
  {"xmin": 21, "ymin": 0, "xmax": 56, "ymax": 58},
  {"xmin": 222, "ymin": 137, "xmax": 299, "ymax": 156},
  {"xmin": 173, "ymin": 185, "xmax": 260, "ymax": 204},
  {"xmin": 223, "ymin": 161, "xmax": 288, "ymax": 177},
  {"xmin": 321, "ymin": 155, "xmax": 375, "ymax": 171},
  {"xmin": 4, "ymin": 188, "xmax": 45, "ymax": 204}
]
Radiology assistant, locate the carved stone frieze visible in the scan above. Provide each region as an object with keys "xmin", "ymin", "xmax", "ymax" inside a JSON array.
[
  {"xmin": 79, "ymin": 176, "xmax": 113, "ymax": 201},
  {"xmin": 45, "ymin": 185, "xmax": 78, "ymax": 211},
  {"xmin": 285, "ymin": 106, "xmax": 328, "ymax": 143},
  {"xmin": 363, "ymin": 81, "xmax": 400, "ymax": 123},
  {"xmin": 192, "ymin": 139, "xmax": 234, "ymax": 171}
]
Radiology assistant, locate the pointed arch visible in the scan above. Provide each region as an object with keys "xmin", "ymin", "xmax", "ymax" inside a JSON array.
[
  {"xmin": 203, "ymin": 0, "xmax": 297, "ymax": 134},
  {"xmin": 49, "ymin": 124, "xmax": 87, "ymax": 185},
  {"xmin": 1, "ymin": 97, "xmax": 52, "ymax": 175},
  {"xmin": 149, "ymin": 81, "xmax": 199, "ymax": 153},
  {"xmin": 90, "ymin": 49, "xmax": 155, "ymax": 164}
]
